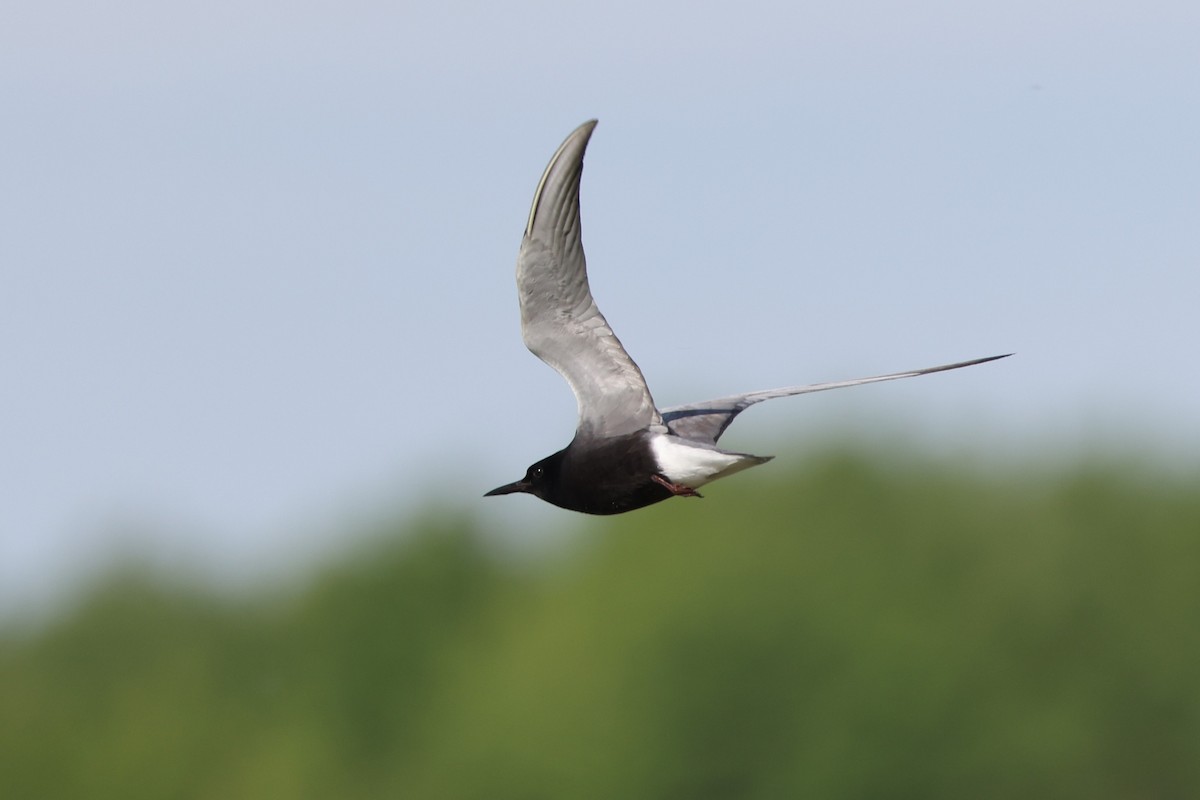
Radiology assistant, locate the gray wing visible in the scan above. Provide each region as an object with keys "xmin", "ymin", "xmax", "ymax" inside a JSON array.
[
  {"xmin": 516, "ymin": 120, "xmax": 662, "ymax": 439},
  {"xmin": 663, "ymin": 354, "xmax": 1011, "ymax": 445}
]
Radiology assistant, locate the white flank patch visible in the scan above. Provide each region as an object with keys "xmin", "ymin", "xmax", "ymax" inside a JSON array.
[{"xmin": 649, "ymin": 434, "xmax": 761, "ymax": 489}]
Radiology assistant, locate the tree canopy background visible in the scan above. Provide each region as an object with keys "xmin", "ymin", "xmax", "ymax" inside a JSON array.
[{"xmin": 2, "ymin": 447, "xmax": 1198, "ymax": 798}]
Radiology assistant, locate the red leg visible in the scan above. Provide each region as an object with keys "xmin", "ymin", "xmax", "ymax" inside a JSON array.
[{"xmin": 652, "ymin": 473, "xmax": 704, "ymax": 498}]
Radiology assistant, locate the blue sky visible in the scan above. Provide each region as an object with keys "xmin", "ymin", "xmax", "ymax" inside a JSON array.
[{"xmin": 2, "ymin": 0, "xmax": 1197, "ymax": 614}]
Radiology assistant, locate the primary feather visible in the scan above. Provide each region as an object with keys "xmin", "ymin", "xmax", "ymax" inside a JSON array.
[
  {"xmin": 516, "ymin": 119, "xmax": 662, "ymax": 439},
  {"xmin": 662, "ymin": 354, "xmax": 1012, "ymax": 445}
]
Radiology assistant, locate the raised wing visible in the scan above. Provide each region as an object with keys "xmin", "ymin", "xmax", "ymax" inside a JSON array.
[
  {"xmin": 663, "ymin": 354, "xmax": 1011, "ymax": 445},
  {"xmin": 516, "ymin": 120, "xmax": 662, "ymax": 439}
]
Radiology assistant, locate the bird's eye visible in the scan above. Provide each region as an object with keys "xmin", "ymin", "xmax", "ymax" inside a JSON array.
[{"xmin": 532, "ymin": 467, "xmax": 544, "ymax": 478}]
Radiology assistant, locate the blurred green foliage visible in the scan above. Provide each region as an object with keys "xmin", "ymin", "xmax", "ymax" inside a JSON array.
[{"xmin": 2, "ymin": 450, "xmax": 1199, "ymax": 799}]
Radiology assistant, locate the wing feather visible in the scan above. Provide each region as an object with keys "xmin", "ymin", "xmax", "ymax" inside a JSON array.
[
  {"xmin": 516, "ymin": 120, "xmax": 661, "ymax": 438},
  {"xmin": 663, "ymin": 354, "xmax": 1012, "ymax": 444}
]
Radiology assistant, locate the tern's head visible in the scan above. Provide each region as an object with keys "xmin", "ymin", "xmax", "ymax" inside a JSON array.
[{"xmin": 484, "ymin": 450, "xmax": 565, "ymax": 502}]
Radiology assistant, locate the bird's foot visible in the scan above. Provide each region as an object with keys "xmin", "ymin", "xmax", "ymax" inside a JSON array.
[{"xmin": 652, "ymin": 474, "xmax": 703, "ymax": 498}]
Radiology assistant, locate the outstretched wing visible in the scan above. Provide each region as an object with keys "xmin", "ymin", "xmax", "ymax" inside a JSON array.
[
  {"xmin": 662, "ymin": 354, "xmax": 1011, "ymax": 445},
  {"xmin": 516, "ymin": 120, "xmax": 662, "ymax": 439}
]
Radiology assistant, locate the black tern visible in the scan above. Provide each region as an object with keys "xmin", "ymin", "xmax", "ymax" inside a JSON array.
[{"xmin": 486, "ymin": 120, "xmax": 1009, "ymax": 515}]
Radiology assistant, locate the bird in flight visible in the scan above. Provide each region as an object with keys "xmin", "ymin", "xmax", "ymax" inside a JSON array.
[{"xmin": 486, "ymin": 120, "xmax": 1009, "ymax": 515}]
